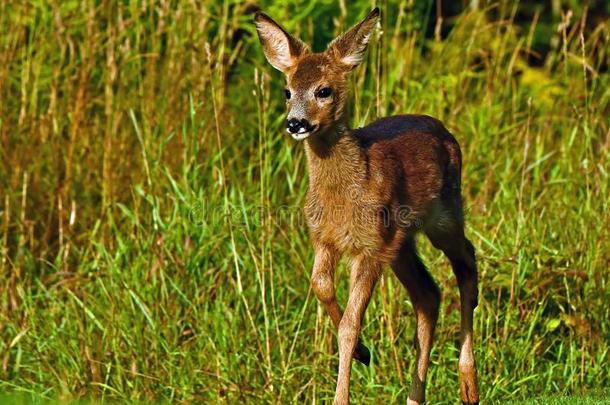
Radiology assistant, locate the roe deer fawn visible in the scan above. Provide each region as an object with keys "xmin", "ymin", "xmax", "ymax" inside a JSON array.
[{"xmin": 255, "ymin": 8, "xmax": 479, "ymax": 405}]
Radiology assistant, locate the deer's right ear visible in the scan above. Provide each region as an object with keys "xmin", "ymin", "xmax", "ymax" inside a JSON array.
[
  {"xmin": 254, "ymin": 12, "xmax": 308, "ymax": 73},
  {"xmin": 327, "ymin": 8, "xmax": 380, "ymax": 69}
]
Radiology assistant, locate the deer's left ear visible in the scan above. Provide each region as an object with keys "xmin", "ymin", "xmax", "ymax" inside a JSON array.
[
  {"xmin": 254, "ymin": 12, "xmax": 309, "ymax": 73},
  {"xmin": 327, "ymin": 8, "xmax": 380, "ymax": 69}
]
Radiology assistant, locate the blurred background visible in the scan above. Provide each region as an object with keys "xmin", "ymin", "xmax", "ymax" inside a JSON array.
[{"xmin": 0, "ymin": 0, "xmax": 609, "ymax": 403}]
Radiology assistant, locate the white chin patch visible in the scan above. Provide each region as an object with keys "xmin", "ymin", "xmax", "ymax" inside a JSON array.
[
  {"xmin": 291, "ymin": 132, "xmax": 310, "ymax": 141},
  {"xmin": 286, "ymin": 126, "xmax": 314, "ymax": 141}
]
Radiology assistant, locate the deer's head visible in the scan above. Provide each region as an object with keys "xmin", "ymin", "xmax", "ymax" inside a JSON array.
[{"xmin": 255, "ymin": 8, "xmax": 380, "ymax": 141}]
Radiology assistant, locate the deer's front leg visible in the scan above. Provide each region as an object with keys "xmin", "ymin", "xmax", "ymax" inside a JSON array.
[
  {"xmin": 334, "ymin": 256, "xmax": 381, "ymax": 405},
  {"xmin": 311, "ymin": 245, "xmax": 342, "ymax": 325},
  {"xmin": 311, "ymin": 245, "xmax": 371, "ymax": 365}
]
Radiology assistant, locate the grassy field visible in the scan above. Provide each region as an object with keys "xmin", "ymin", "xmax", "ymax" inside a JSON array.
[{"xmin": 1, "ymin": 0, "xmax": 609, "ymax": 403}]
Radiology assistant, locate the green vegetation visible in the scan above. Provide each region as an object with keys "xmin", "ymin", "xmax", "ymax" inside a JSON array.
[{"xmin": 1, "ymin": 0, "xmax": 609, "ymax": 403}]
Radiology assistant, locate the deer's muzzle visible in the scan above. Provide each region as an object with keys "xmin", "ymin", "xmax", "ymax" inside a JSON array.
[{"xmin": 286, "ymin": 118, "xmax": 316, "ymax": 140}]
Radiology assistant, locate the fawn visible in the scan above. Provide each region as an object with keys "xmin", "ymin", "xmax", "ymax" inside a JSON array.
[{"xmin": 255, "ymin": 7, "xmax": 479, "ymax": 405}]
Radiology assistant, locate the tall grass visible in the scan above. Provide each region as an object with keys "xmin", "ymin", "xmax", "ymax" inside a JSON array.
[{"xmin": 1, "ymin": 0, "xmax": 609, "ymax": 403}]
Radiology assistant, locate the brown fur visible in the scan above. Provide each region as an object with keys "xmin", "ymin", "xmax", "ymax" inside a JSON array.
[{"xmin": 255, "ymin": 8, "xmax": 479, "ymax": 405}]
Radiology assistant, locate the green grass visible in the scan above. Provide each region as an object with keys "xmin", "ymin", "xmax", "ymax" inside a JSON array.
[
  {"xmin": 1, "ymin": 0, "xmax": 609, "ymax": 404},
  {"xmin": 3, "ymin": 393, "xmax": 609, "ymax": 405}
]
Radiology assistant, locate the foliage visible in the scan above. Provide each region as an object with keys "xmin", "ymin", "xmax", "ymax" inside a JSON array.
[{"xmin": 0, "ymin": 0, "xmax": 609, "ymax": 403}]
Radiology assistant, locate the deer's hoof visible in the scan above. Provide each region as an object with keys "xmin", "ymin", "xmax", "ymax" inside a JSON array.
[
  {"xmin": 459, "ymin": 367, "xmax": 479, "ymax": 404},
  {"xmin": 354, "ymin": 341, "xmax": 371, "ymax": 366}
]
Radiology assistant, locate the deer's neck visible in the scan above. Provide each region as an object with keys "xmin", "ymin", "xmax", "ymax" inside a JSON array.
[{"xmin": 304, "ymin": 125, "xmax": 367, "ymax": 194}]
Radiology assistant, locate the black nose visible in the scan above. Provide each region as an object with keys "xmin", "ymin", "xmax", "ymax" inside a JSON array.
[{"xmin": 286, "ymin": 118, "xmax": 312, "ymax": 134}]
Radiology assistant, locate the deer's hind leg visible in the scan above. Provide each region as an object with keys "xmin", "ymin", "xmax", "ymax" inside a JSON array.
[
  {"xmin": 427, "ymin": 220, "xmax": 479, "ymax": 405},
  {"xmin": 310, "ymin": 244, "xmax": 371, "ymax": 366},
  {"xmin": 391, "ymin": 237, "xmax": 441, "ymax": 405}
]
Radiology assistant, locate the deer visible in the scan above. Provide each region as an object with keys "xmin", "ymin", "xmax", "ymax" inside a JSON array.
[{"xmin": 254, "ymin": 7, "xmax": 479, "ymax": 405}]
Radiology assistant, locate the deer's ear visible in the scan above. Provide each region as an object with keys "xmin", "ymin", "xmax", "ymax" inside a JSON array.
[
  {"xmin": 327, "ymin": 8, "xmax": 380, "ymax": 69},
  {"xmin": 254, "ymin": 12, "xmax": 308, "ymax": 73}
]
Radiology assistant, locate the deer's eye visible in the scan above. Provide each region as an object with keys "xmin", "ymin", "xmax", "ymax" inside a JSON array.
[
  {"xmin": 285, "ymin": 89, "xmax": 291, "ymax": 100},
  {"xmin": 316, "ymin": 87, "xmax": 332, "ymax": 98}
]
